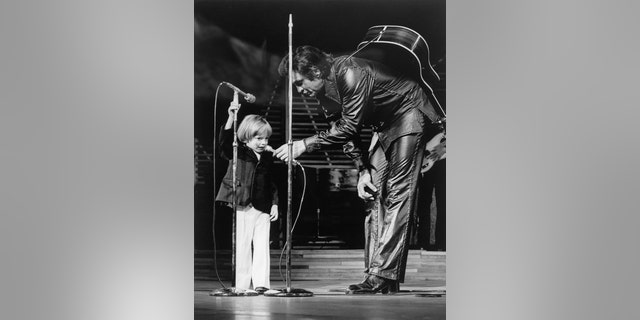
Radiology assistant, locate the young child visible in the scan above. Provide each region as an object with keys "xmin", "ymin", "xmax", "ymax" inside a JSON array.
[{"xmin": 215, "ymin": 106, "xmax": 279, "ymax": 294}]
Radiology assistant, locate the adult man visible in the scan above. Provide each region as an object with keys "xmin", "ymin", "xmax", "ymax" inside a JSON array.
[{"xmin": 273, "ymin": 45, "xmax": 444, "ymax": 294}]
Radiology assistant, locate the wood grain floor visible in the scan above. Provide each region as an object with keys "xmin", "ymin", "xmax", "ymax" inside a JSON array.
[{"xmin": 195, "ymin": 279, "xmax": 446, "ymax": 319}]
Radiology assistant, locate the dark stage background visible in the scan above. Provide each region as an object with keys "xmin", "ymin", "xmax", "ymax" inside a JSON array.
[{"xmin": 194, "ymin": 0, "xmax": 446, "ymax": 250}]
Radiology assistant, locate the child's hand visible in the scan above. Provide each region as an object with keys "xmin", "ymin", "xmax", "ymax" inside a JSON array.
[
  {"xmin": 224, "ymin": 104, "xmax": 240, "ymax": 129},
  {"xmin": 270, "ymin": 205, "xmax": 279, "ymax": 221},
  {"xmin": 227, "ymin": 104, "xmax": 239, "ymax": 118}
]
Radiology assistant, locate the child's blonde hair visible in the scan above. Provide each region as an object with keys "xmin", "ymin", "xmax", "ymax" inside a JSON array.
[{"xmin": 237, "ymin": 114, "xmax": 272, "ymax": 142}]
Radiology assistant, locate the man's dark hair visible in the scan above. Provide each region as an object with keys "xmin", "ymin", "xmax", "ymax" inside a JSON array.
[{"xmin": 278, "ymin": 45, "xmax": 333, "ymax": 80}]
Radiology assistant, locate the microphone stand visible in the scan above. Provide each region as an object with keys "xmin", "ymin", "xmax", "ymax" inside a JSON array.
[
  {"xmin": 210, "ymin": 92, "xmax": 246, "ymax": 296},
  {"xmin": 265, "ymin": 13, "xmax": 313, "ymax": 298}
]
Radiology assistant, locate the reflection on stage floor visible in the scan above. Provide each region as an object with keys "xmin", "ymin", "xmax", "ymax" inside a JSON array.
[{"xmin": 195, "ymin": 278, "xmax": 446, "ymax": 319}]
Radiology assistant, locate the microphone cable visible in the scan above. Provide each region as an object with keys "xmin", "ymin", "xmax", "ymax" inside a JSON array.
[
  {"xmin": 277, "ymin": 161, "xmax": 307, "ymax": 286},
  {"xmin": 210, "ymin": 82, "xmax": 227, "ymax": 289}
]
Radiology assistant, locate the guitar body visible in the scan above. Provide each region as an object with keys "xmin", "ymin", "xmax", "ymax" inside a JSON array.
[
  {"xmin": 356, "ymin": 25, "xmax": 440, "ymax": 83},
  {"xmin": 355, "ymin": 25, "xmax": 444, "ymax": 118}
]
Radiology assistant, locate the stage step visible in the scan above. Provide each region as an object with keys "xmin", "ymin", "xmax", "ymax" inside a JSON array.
[{"xmin": 194, "ymin": 249, "xmax": 445, "ymax": 281}]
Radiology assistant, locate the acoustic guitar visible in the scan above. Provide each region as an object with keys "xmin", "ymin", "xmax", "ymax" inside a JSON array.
[
  {"xmin": 354, "ymin": 25, "xmax": 446, "ymax": 174},
  {"xmin": 354, "ymin": 25, "xmax": 445, "ymax": 116}
]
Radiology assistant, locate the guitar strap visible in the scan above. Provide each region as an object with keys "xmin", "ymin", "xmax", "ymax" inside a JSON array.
[
  {"xmin": 368, "ymin": 132, "xmax": 379, "ymax": 153},
  {"xmin": 346, "ymin": 27, "xmax": 387, "ymax": 60}
]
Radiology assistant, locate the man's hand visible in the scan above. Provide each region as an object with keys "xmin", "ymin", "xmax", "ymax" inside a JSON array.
[
  {"xmin": 357, "ymin": 170, "xmax": 377, "ymax": 201},
  {"xmin": 269, "ymin": 205, "xmax": 279, "ymax": 221},
  {"xmin": 274, "ymin": 140, "xmax": 306, "ymax": 162}
]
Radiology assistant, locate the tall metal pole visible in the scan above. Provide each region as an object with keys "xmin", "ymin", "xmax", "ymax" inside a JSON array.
[
  {"xmin": 231, "ymin": 91, "xmax": 240, "ymax": 290},
  {"xmin": 210, "ymin": 91, "xmax": 241, "ymax": 297},
  {"xmin": 285, "ymin": 13, "xmax": 294, "ymax": 292},
  {"xmin": 265, "ymin": 14, "xmax": 312, "ymax": 297}
]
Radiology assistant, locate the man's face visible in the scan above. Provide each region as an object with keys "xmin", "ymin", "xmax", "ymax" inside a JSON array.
[{"xmin": 292, "ymin": 71, "xmax": 324, "ymax": 98}]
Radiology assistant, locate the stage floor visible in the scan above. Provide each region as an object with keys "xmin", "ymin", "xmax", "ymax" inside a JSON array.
[{"xmin": 195, "ymin": 279, "xmax": 446, "ymax": 319}]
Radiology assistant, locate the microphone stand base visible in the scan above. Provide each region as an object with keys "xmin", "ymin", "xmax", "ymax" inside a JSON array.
[
  {"xmin": 264, "ymin": 288, "xmax": 314, "ymax": 297},
  {"xmin": 209, "ymin": 287, "xmax": 259, "ymax": 297}
]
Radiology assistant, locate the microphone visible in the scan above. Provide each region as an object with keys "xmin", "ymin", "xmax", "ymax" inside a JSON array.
[{"xmin": 221, "ymin": 82, "xmax": 256, "ymax": 103}]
